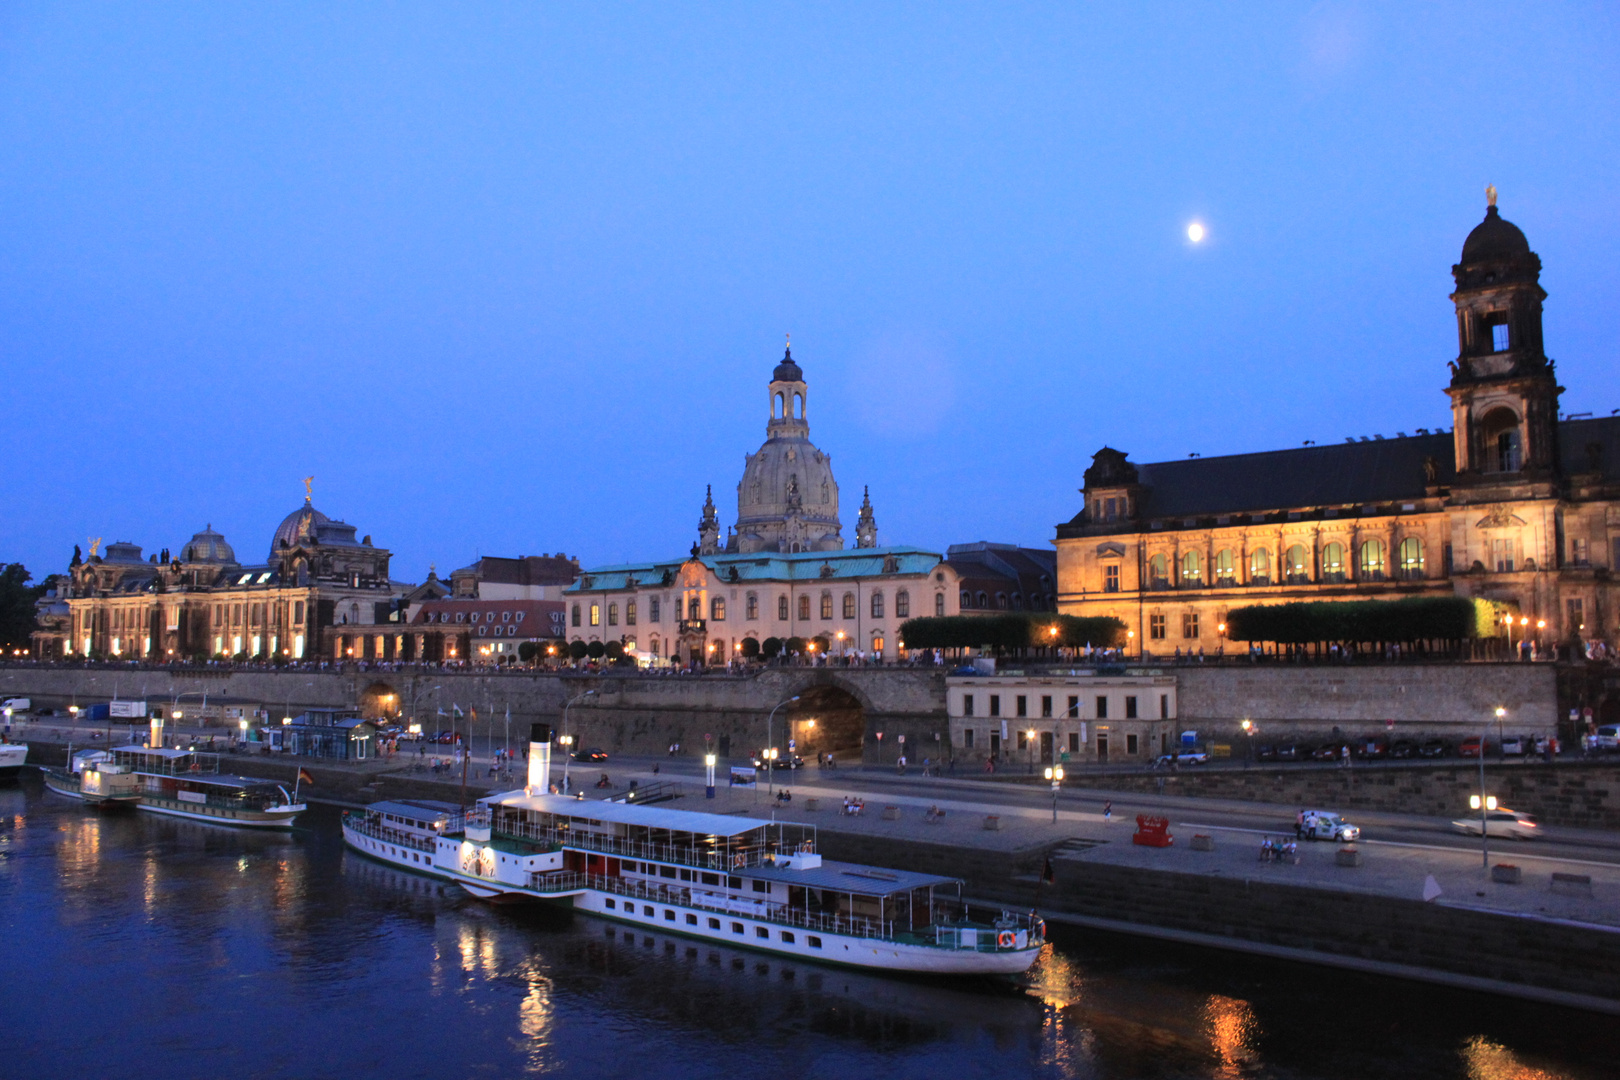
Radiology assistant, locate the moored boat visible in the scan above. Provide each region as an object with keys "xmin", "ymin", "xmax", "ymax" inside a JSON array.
[
  {"xmin": 342, "ymin": 724, "xmax": 1045, "ymax": 975},
  {"xmin": 0, "ymin": 739, "xmax": 27, "ymax": 780},
  {"xmin": 111, "ymin": 743, "xmax": 306, "ymax": 828}
]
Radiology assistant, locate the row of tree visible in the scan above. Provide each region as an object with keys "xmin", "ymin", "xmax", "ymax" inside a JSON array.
[
  {"xmin": 1224, "ymin": 596, "xmax": 1504, "ymax": 645},
  {"xmin": 897, "ymin": 613, "xmax": 1128, "ymax": 654}
]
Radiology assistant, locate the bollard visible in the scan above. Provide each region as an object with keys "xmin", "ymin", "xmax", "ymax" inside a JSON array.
[
  {"xmin": 1491, "ymin": 863, "xmax": 1521, "ymax": 884},
  {"xmin": 983, "ymin": 814, "xmax": 1001, "ymax": 831},
  {"xmin": 804, "ymin": 797, "xmax": 819, "ymax": 811},
  {"xmin": 1335, "ymin": 846, "xmax": 1362, "ymax": 867},
  {"xmin": 881, "ymin": 805, "xmax": 900, "ymax": 821},
  {"xmin": 1190, "ymin": 834, "xmax": 1214, "ymax": 851}
]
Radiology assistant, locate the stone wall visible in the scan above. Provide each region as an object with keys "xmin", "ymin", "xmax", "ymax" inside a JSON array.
[{"xmin": 1063, "ymin": 759, "xmax": 1620, "ymax": 829}]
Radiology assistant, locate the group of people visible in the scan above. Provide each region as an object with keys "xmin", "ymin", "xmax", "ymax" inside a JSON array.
[
  {"xmin": 841, "ymin": 796, "xmax": 866, "ymax": 816},
  {"xmin": 1259, "ymin": 836, "xmax": 1300, "ymax": 864}
]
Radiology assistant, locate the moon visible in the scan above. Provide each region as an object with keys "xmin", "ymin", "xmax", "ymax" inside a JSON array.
[{"xmin": 1187, "ymin": 222, "xmax": 1206, "ymax": 243}]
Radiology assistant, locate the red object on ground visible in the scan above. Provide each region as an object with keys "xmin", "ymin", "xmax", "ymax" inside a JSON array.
[{"xmin": 1133, "ymin": 815, "xmax": 1173, "ymax": 847}]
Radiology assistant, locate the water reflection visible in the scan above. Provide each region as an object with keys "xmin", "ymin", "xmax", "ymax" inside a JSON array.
[{"xmin": 1, "ymin": 786, "xmax": 1614, "ymax": 1080}]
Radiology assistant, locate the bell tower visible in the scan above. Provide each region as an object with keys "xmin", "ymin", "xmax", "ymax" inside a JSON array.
[
  {"xmin": 1446, "ymin": 188, "xmax": 1562, "ymax": 490},
  {"xmin": 767, "ymin": 337, "xmax": 809, "ymax": 439}
]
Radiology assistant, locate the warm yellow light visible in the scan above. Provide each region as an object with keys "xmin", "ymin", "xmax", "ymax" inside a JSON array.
[
  {"xmin": 1536, "ymin": 620, "xmax": 1546, "ymax": 629},
  {"xmin": 1495, "ymin": 707, "xmax": 1505, "ymax": 718},
  {"xmin": 1520, "ymin": 617, "xmax": 1529, "ymax": 626},
  {"xmin": 1187, "ymin": 222, "xmax": 1205, "ymax": 243},
  {"xmin": 805, "ymin": 719, "xmax": 816, "ymax": 729},
  {"xmin": 1241, "ymin": 719, "xmax": 1251, "ymax": 732},
  {"xmin": 704, "ymin": 753, "xmax": 716, "ymax": 766}
]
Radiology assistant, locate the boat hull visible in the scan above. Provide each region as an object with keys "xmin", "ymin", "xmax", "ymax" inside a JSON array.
[
  {"xmin": 41, "ymin": 769, "xmax": 142, "ymax": 807},
  {"xmin": 138, "ymin": 797, "xmax": 304, "ymax": 829},
  {"xmin": 342, "ymin": 821, "xmax": 455, "ymax": 881}
]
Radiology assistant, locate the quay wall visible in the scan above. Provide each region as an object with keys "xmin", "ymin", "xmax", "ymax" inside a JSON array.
[{"xmin": 1061, "ymin": 760, "xmax": 1620, "ymax": 830}]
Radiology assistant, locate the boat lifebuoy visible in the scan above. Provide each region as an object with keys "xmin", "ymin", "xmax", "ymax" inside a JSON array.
[
  {"xmin": 732, "ymin": 853, "xmax": 746, "ymax": 869},
  {"xmin": 997, "ymin": 931, "xmax": 1015, "ymax": 948}
]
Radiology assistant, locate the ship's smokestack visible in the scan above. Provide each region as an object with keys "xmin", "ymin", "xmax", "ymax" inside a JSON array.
[
  {"xmin": 149, "ymin": 714, "xmax": 164, "ymax": 749},
  {"xmin": 526, "ymin": 722, "xmax": 553, "ymax": 795}
]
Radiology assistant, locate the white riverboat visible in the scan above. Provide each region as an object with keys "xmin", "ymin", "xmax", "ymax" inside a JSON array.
[
  {"xmin": 0, "ymin": 739, "xmax": 27, "ymax": 779},
  {"xmin": 341, "ymin": 725, "xmax": 1044, "ymax": 976},
  {"xmin": 41, "ymin": 749, "xmax": 142, "ymax": 807}
]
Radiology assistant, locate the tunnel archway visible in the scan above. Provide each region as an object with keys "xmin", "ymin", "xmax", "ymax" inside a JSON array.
[
  {"xmin": 788, "ymin": 685, "xmax": 866, "ymax": 762},
  {"xmin": 359, "ymin": 681, "xmax": 400, "ymax": 721}
]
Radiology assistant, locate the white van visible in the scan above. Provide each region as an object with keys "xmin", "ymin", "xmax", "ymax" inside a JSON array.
[
  {"xmin": 1, "ymin": 698, "xmax": 29, "ymax": 712},
  {"xmin": 1298, "ymin": 810, "xmax": 1361, "ymax": 843},
  {"xmin": 1594, "ymin": 725, "xmax": 1620, "ymax": 752}
]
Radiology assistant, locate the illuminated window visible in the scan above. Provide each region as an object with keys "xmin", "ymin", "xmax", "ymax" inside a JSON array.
[
  {"xmin": 688, "ymin": 597, "xmax": 701, "ymax": 621},
  {"xmin": 1358, "ymin": 540, "xmax": 1385, "ymax": 582},
  {"xmin": 1213, "ymin": 549, "xmax": 1235, "ymax": 585},
  {"xmin": 1398, "ymin": 537, "xmax": 1425, "ymax": 580},
  {"xmin": 1181, "ymin": 551, "xmax": 1200, "ymax": 585},
  {"xmin": 1249, "ymin": 548, "xmax": 1271, "ymax": 585},
  {"xmin": 1148, "ymin": 554, "xmax": 1168, "ymax": 590},
  {"xmin": 1321, "ymin": 543, "xmax": 1345, "ymax": 584},
  {"xmin": 589, "ymin": 604, "xmax": 600, "ymax": 627},
  {"xmin": 626, "ymin": 602, "xmax": 636, "ymax": 626},
  {"xmin": 710, "ymin": 597, "xmax": 726, "ymax": 621},
  {"xmin": 1284, "ymin": 544, "xmax": 1309, "ymax": 585},
  {"xmin": 1491, "ymin": 538, "xmax": 1515, "ymax": 573}
]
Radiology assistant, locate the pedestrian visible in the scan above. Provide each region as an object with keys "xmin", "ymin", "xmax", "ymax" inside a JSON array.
[
  {"xmin": 1295, "ymin": 808, "xmax": 1305, "ymax": 838},
  {"xmin": 1103, "ymin": 800, "xmax": 1112, "ymax": 822}
]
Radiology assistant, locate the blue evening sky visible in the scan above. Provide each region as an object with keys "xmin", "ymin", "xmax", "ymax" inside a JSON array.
[{"xmin": 2, "ymin": 4, "xmax": 1616, "ymax": 582}]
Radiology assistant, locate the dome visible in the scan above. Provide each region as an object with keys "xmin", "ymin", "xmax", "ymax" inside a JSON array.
[
  {"xmin": 270, "ymin": 501, "xmax": 331, "ymax": 556},
  {"xmin": 735, "ymin": 436, "xmax": 843, "ymax": 552},
  {"xmin": 181, "ymin": 525, "xmax": 236, "ymax": 565},
  {"xmin": 1460, "ymin": 205, "xmax": 1530, "ymax": 264},
  {"xmin": 772, "ymin": 344, "xmax": 802, "ymax": 383}
]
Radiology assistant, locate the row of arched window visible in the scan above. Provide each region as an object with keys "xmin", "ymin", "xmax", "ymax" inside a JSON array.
[
  {"xmin": 1142, "ymin": 538, "xmax": 1426, "ymax": 589},
  {"xmin": 572, "ymin": 588, "xmax": 934, "ymax": 628}
]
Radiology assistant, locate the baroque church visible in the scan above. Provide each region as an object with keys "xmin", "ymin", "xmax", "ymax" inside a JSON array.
[
  {"xmin": 567, "ymin": 344, "xmax": 961, "ymax": 665},
  {"xmin": 1056, "ymin": 193, "xmax": 1619, "ymax": 662}
]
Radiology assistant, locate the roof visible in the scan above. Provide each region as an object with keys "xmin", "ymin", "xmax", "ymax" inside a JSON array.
[
  {"xmin": 413, "ymin": 598, "xmax": 565, "ymax": 625},
  {"xmin": 484, "ymin": 791, "xmax": 776, "ymax": 837},
  {"xmin": 745, "ymin": 857, "xmax": 959, "ymax": 895},
  {"xmin": 772, "ymin": 344, "xmax": 803, "ymax": 383},
  {"xmin": 367, "ymin": 799, "xmax": 461, "ymax": 821},
  {"xmin": 453, "ymin": 555, "xmax": 577, "ymax": 587},
  {"xmin": 1460, "ymin": 205, "xmax": 1531, "ymax": 264},
  {"xmin": 570, "ymin": 546, "xmax": 943, "ymax": 593}
]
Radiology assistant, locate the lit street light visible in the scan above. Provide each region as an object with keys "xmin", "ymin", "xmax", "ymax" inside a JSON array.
[
  {"xmin": 561, "ymin": 689, "xmax": 597, "ymax": 793},
  {"xmin": 704, "ymin": 752, "xmax": 717, "ymax": 799},
  {"xmin": 1044, "ymin": 764, "xmax": 1064, "ymax": 822},
  {"xmin": 766, "ymin": 695, "xmax": 799, "ymax": 799},
  {"xmin": 1026, "ymin": 728, "xmax": 1036, "ymax": 775}
]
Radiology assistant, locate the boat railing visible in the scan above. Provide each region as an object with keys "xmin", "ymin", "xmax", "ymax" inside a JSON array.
[
  {"xmin": 491, "ymin": 816, "xmax": 781, "ymax": 871},
  {"xmin": 139, "ymin": 784, "xmax": 288, "ymax": 814},
  {"xmin": 342, "ymin": 812, "xmax": 441, "ymax": 852},
  {"xmin": 115, "ymin": 751, "xmax": 222, "ymax": 777}
]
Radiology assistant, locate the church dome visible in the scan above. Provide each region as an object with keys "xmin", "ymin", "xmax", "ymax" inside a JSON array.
[
  {"xmin": 270, "ymin": 501, "xmax": 331, "ymax": 556},
  {"xmin": 181, "ymin": 525, "xmax": 236, "ymax": 565},
  {"xmin": 1460, "ymin": 205, "xmax": 1530, "ymax": 264}
]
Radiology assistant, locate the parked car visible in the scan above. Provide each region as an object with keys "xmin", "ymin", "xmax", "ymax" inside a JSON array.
[
  {"xmin": 1451, "ymin": 808, "xmax": 1540, "ymax": 841},
  {"xmin": 1299, "ymin": 810, "xmax": 1361, "ymax": 843},
  {"xmin": 750, "ymin": 750, "xmax": 805, "ymax": 771},
  {"xmin": 1255, "ymin": 744, "xmax": 1278, "ymax": 762},
  {"xmin": 1355, "ymin": 738, "xmax": 1389, "ymax": 760},
  {"xmin": 1459, "ymin": 736, "xmax": 1486, "ymax": 758},
  {"xmin": 1275, "ymin": 742, "xmax": 1309, "ymax": 761},
  {"xmin": 1155, "ymin": 751, "xmax": 1209, "ymax": 766},
  {"xmin": 1500, "ymin": 735, "xmax": 1527, "ymax": 756},
  {"xmin": 573, "ymin": 747, "xmax": 609, "ymax": 762},
  {"xmin": 1310, "ymin": 743, "xmax": 1345, "ymax": 762},
  {"xmin": 1389, "ymin": 739, "xmax": 1418, "ymax": 759},
  {"xmin": 1418, "ymin": 738, "xmax": 1451, "ymax": 758},
  {"xmin": 1592, "ymin": 725, "xmax": 1620, "ymax": 752},
  {"xmin": 431, "ymin": 730, "xmax": 459, "ymax": 744}
]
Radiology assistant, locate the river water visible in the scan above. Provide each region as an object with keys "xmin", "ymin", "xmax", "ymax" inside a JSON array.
[{"xmin": 3, "ymin": 782, "xmax": 1612, "ymax": 1080}]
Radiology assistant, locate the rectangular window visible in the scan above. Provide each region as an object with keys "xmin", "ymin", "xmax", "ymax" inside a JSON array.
[
  {"xmin": 746, "ymin": 594, "xmax": 758, "ymax": 619},
  {"xmin": 1149, "ymin": 613, "xmax": 1166, "ymax": 640},
  {"xmin": 871, "ymin": 593, "xmax": 884, "ymax": 619},
  {"xmin": 1068, "ymin": 732, "xmax": 1080, "ymax": 753},
  {"xmin": 963, "ymin": 728, "xmax": 975, "ymax": 748},
  {"xmin": 895, "ymin": 592, "xmax": 909, "ymax": 618},
  {"xmin": 1041, "ymin": 695, "xmax": 1053, "ymax": 718},
  {"xmin": 607, "ymin": 603, "xmax": 618, "ymax": 626},
  {"xmin": 751, "ymin": 879, "xmax": 768, "ymax": 892},
  {"xmin": 962, "ymin": 694, "xmax": 974, "ymax": 717},
  {"xmin": 1491, "ymin": 321, "xmax": 1510, "ymax": 352},
  {"xmin": 1127, "ymin": 733, "xmax": 1139, "ymax": 755},
  {"xmin": 590, "ymin": 604, "xmax": 600, "ymax": 626},
  {"xmin": 1017, "ymin": 729, "xmax": 1029, "ymax": 750},
  {"xmin": 701, "ymin": 873, "xmax": 719, "ymax": 886},
  {"xmin": 935, "ymin": 593, "xmax": 945, "ymax": 616},
  {"xmin": 1491, "ymin": 539, "xmax": 1515, "ymax": 573},
  {"xmin": 1125, "ymin": 696, "xmax": 1138, "ymax": 719},
  {"xmin": 1096, "ymin": 696, "xmax": 1108, "ymax": 719},
  {"xmin": 1015, "ymin": 695, "xmax": 1027, "ymax": 718},
  {"xmin": 626, "ymin": 602, "xmax": 637, "ymax": 626},
  {"xmin": 989, "ymin": 695, "xmax": 1001, "ymax": 717},
  {"xmin": 1571, "ymin": 538, "xmax": 1589, "ymax": 566},
  {"xmin": 1160, "ymin": 694, "xmax": 1170, "ymax": 719},
  {"xmin": 1105, "ymin": 565, "xmax": 1120, "ymax": 593},
  {"xmin": 1182, "ymin": 612, "xmax": 1199, "ymax": 639},
  {"xmin": 650, "ymin": 598, "xmax": 661, "ymax": 622},
  {"xmin": 1568, "ymin": 598, "xmax": 1585, "ymax": 632}
]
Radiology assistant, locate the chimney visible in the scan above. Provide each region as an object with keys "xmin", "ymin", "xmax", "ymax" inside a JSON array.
[
  {"xmin": 526, "ymin": 722, "xmax": 553, "ymax": 794},
  {"xmin": 149, "ymin": 713, "xmax": 164, "ymax": 749}
]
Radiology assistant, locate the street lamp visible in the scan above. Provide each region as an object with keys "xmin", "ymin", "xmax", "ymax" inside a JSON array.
[
  {"xmin": 1026, "ymin": 728, "xmax": 1037, "ymax": 774},
  {"xmin": 1241, "ymin": 718, "xmax": 1255, "ymax": 767},
  {"xmin": 766, "ymin": 695, "xmax": 799, "ymax": 799},
  {"xmin": 704, "ymin": 752, "xmax": 717, "ymax": 799},
  {"xmin": 1044, "ymin": 764, "xmax": 1064, "ymax": 822},
  {"xmin": 1470, "ymin": 792, "xmax": 1497, "ymax": 870},
  {"xmin": 562, "ymin": 689, "xmax": 597, "ymax": 792},
  {"xmin": 1495, "ymin": 705, "xmax": 1506, "ymax": 761}
]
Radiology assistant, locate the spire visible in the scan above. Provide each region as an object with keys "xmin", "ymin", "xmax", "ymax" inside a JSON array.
[
  {"xmin": 697, "ymin": 484, "xmax": 720, "ymax": 555},
  {"xmin": 855, "ymin": 485, "xmax": 878, "ymax": 548}
]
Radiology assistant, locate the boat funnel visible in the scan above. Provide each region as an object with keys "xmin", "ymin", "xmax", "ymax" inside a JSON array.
[
  {"xmin": 149, "ymin": 714, "xmax": 164, "ymax": 749},
  {"xmin": 527, "ymin": 722, "xmax": 553, "ymax": 794}
]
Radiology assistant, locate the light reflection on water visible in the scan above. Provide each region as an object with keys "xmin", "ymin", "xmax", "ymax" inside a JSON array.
[{"xmin": 0, "ymin": 783, "xmax": 1610, "ymax": 1080}]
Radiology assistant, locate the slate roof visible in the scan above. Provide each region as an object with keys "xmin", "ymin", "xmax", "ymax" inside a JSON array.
[
  {"xmin": 1064, "ymin": 416, "xmax": 1620, "ymax": 527},
  {"xmin": 568, "ymin": 546, "xmax": 943, "ymax": 594}
]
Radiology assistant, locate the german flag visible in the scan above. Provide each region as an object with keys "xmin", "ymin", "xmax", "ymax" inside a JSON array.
[{"xmin": 297, "ymin": 767, "xmax": 314, "ymax": 787}]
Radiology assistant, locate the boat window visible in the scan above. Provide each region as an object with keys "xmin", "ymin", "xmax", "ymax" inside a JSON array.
[
  {"xmin": 731, "ymin": 922, "xmax": 744, "ymax": 934},
  {"xmin": 708, "ymin": 918, "xmax": 721, "ymax": 929},
  {"xmin": 664, "ymin": 910, "xmax": 676, "ymax": 922},
  {"xmin": 780, "ymin": 931, "xmax": 795, "ymax": 944},
  {"xmin": 755, "ymin": 927, "xmax": 769, "ymax": 939},
  {"xmin": 605, "ymin": 899, "xmax": 615, "ymax": 909},
  {"xmin": 701, "ymin": 873, "xmax": 720, "ymax": 886},
  {"xmin": 807, "ymin": 936, "xmax": 822, "ymax": 948},
  {"xmin": 728, "ymin": 876, "xmax": 742, "ymax": 889},
  {"xmin": 660, "ymin": 866, "xmax": 677, "ymax": 879},
  {"xmin": 679, "ymin": 869, "xmax": 693, "ymax": 881},
  {"xmin": 751, "ymin": 880, "xmax": 769, "ymax": 893},
  {"xmin": 643, "ymin": 905, "xmax": 655, "ymax": 917},
  {"xmin": 686, "ymin": 914, "xmax": 698, "ymax": 925}
]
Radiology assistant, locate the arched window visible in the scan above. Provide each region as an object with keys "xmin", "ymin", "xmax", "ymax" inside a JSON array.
[
  {"xmin": 977, "ymin": 591, "xmax": 988, "ymax": 607},
  {"xmin": 710, "ymin": 597, "xmax": 726, "ymax": 621},
  {"xmin": 895, "ymin": 590, "xmax": 910, "ymax": 618},
  {"xmin": 1010, "ymin": 592, "xmax": 1023, "ymax": 610},
  {"xmin": 1359, "ymin": 539, "xmax": 1386, "ymax": 581},
  {"xmin": 842, "ymin": 592, "xmax": 856, "ymax": 619},
  {"xmin": 960, "ymin": 589, "xmax": 972, "ymax": 608},
  {"xmin": 778, "ymin": 595, "xmax": 789, "ymax": 620},
  {"xmin": 1181, "ymin": 550, "xmax": 1201, "ymax": 585},
  {"xmin": 1214, "ymin": 549, "xmax": 1235, "ymax": 584},
  {"xmin": 871, "ymin": 592, "xmax": 885, "ymax": 619},
  {"xmin": 1249, "ymin": 548, "xmax": 1271, "ymax": 585},
  {"xmin": 1148, "ymin": 554, "xmax": 1169, "ymax": 590},
  {"xmin": 798, "ymin": 595, "xmax": 811, "ymax": 621},
  {"xmin": 1398, "ymin": 537, "xmax": 1424, "ymax": 580},
  {"xmin": 934, "ymin": 593, "xmax": 945, "ymax": 616},
  {"xmin": 687, "ymin": 597, "xmax": 701, "ymax": 621},
  {"xmin": 1321, "ymin": 542, "xmax": 1346, "ymax": 584},
  {"xmin": 1284, "ymin": 545, "xmax": 1309, "ymax": 585},
  {"xmin": 819, "ymin": 592, "xmax": 833, "ymax": 620},
  {"xmin": 996, "ymin": 592, "xmax": 1008, "ymax": 609},
  {"xmin": 745, "ymin": 593, "xmax": 758, "ymax": 620},
  {"xmin": 607, "ymin": 603, "xmax": 618, "ymax": 626},
  {"xmin": 1479, "ymin": 407, "xmax": 1522, "ymax": 473}
]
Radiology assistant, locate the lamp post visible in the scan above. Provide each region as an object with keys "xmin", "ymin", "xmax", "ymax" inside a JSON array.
[
  {"xmin": 1026, "ymin": 728, "xmax": 1036, "ymax": 774},
  {"xmin": 1495, "ymin": 705, "xmax": 1506, "ymax": 761},
  {"xmin": 766, "ymin": 695, "xmax": 799, "ymax": 799},
  {"xmin": 704, "ymin": 752, "xmax": 717, "ymax": 799},
  {"xmin": 1044, "ymin": 764, "xmax": 1064, "ymax": 822},
  {"xmin": 561, "ymin": 689, "xmax": 597, "ymax": 793},
  {"xmin": 1241, "ymin": 718, "xmax": 1255, "ymax": 768}
]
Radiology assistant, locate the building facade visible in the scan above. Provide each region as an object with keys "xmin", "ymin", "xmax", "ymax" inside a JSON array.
[
  {"xmin": 947, "ymin": 672, "xmax": 1179, "ymax": 766},
  {"xmin": 34, "ymin": 494, "xmax": 412, "ymax": 662},
  {"xmin": 1056, "ymin": 195, "xmax": 1619, "ymax": 656}
]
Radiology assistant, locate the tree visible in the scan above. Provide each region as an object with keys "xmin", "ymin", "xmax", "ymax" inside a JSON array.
[
  {"xmin": 761, "ymin": 637, "xmax": 782, "ymax": 658},
  {"xmin": 568, "ymin": 640, "xmax": 589, "ymax": 660},
  {"xmin": 518, "ymin": 641, "xmax": 539, "ymax": 664},
  {"xmin": 1226, "ymin": 596, "xmax": 1480, "ymax": 647},
  {"xmin": 586, "ymin": 640, "xmax": 607, "ymax": 659},
  {"xmin": 0, "ymin": 564, "xmax": 45, "ymax": 651},
  {"xmin": 811, "ymin": 635, "xmax": 831, "ymax": 654},
  {"xmin": 896, "ymin": 613, "xmax": 1126, "ymax": 655},
  {"xmin": 604, "ymin": 640, "xmax": 625, "ymax": 660},
  {"xmin": 784, "ymin": 636, "xmax": 806, "ymax": 655},
  {"xmin": 739, "ymin": 637, "xmax": 760, "ymax": 659}
]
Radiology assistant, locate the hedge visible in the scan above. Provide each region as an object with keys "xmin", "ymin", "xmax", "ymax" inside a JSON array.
[
  {"xmin": 1225, "ymin": 596, "xmax": 1496, "ymax": 645},
  {"xmin": 897, "ymin": 613, "xmax": 1128, "ymax": 652}
]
